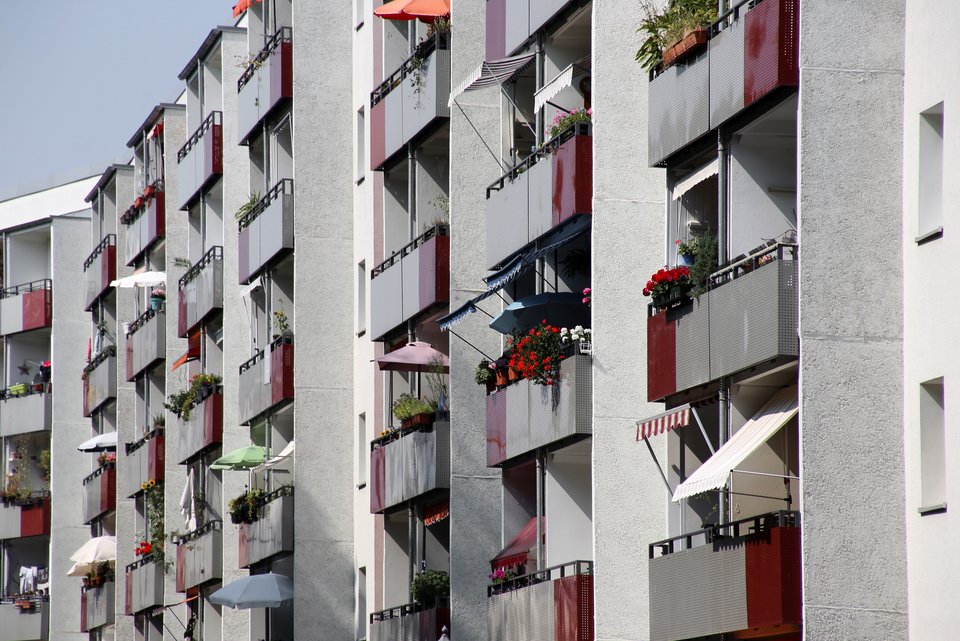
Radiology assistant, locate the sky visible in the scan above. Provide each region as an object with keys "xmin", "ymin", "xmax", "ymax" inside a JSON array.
[{"xmin": 0, "ymin": 1, "xmax": 234, "ymax": 201}]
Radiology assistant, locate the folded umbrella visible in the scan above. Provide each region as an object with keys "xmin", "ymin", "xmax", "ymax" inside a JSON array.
[
  {"xmin": 77, "ymin": 432, "xmax": 118, "ymax": 453},
  {"xmin": 210, "ymin": 573, "xmax": 294, "ymax": 609},
  {"xmin": 375, "ymin": 341, "xmax": 449, "ymax": 373},
  {"xmin": 210, "ymin": 445, "xmax": 267, "ymax": 471},
  {"xmin": 489, "ymin": 292, "xmax": 591, "ymax": 335}
]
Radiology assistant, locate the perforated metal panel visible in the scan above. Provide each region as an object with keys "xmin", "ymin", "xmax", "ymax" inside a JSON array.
[
  {"xmin": 527, "ymin": 156, "xmax": 553, "ymax": 243},
  {"xmin": 0, "ymin": 504, "xmax": 22, "ymax": 539},
  {"xmin": 709, "ymin": 19, "xmax": 745, "ymax": 127},
  {"xmin": 504, "ymin": 0, "xmax": 530, "ymax": 56},
  {"xmin": 180, "ymin": 527, "xmax": 222, "ymax": 589},
  {"xmin": 241, "ymin": 494, "xmax": 294, "ymax": 567},
  {"xmin": 401, "ymin": 245, "xmax": 421, "ymax": 324},
  {"xmin": 128, "ymin": 561, "xmax": 163, "ymax": 614},
  {"xmin": 0, "ymin": 600, "xmax": 47, "ymax": 640},
  {"xmin": 487, "ymin": 173, "xmax": 530, "ymax": 269},
  {"xmin": 648, "ymin": 52, "xmax": 710, "ymax": 166},
  {"xmin": 379, "ymin": 421, "xmax": 450, "ymax": 512},
  {"xmin": 0, "ymin": 392, "xmax": 51, "ymax": 437},
  {"xmin": 488, "ymin": 578, "xmax": 555, "ymax": 641},
  {"xmin": 674, "ymin": 299, "xmax": 711, "ymax": 392},
  {"xmin": 370, "ymin": 260, "xmax": 404, "ymax": 339}
]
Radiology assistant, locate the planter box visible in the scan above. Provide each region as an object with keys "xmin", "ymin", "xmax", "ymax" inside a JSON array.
[
  {"xmin": 0, "ymin": 498, "xmax": 50, "ymax": 540},
  {"xmin": 0, "ymin": 281, "xmax": 52, "ymax": 336},
  {"xmin": 485, "ymin": 0, "xmax": 574, "ymax": 59},
  {"xmin": 487, "ymin": 567, "xmax": 593, "ymax": 641},
  {"xmin": 121, "ymin": 431, "xmax": 165, "ymax": 498},
  {"xmin": 0, "ymin": 599, "xmax": 48, "ymax": 641},
  {"xmin": 83, "ymin": 235, "xmax": 116, "ymax": 312},
  {"xmin": 370, "ymin": 601, "xmax": 450, "ymax": 641},
  {"xmin": 370, "ymin": 421, "xmax": 450, "ymax": 514},
  {"xmin": 237, "ymin": 28, "xmax": 293, "ymax": 145},
  {"xmin": 238, "ymin": 490, "xmax": 294, "ymax": 568},
  {"xmin": 177, "ymin": 247, "xmax": 223, "ymax": 337},
  {"xmin": 177, "ymin": 391, "xmax": 223, "ymax": 464},
  {"xmin": 662, "ymin": 28, "xmax": 709, "ymax": 68},
  {"xmin": 124, "ymin": 559, "xmax": 164, "ymax": 615},
  {"xmin": 126, "ymin": 308, "xmax": 165, "ymax": 381},
  {"xmin": 82, "ymin": 465, "xmax": 116, "ymax": 524},
  {"xmin": 238, "ymin": 340, "xmax": 294, "ymax": 425},
  {"xmin": 369, "ymin": 226, "xmax": 449, "ymax": 341},
  {"xmin": 122, "ymin": 191, "xmax": 165, "ymax": 266},
  {"xmin": 177, "ymin": 111, "xmax": 223, "ymax": 210},
  {"xmin": 80, "ymin": 581, "xmax": 115, "ymax": 632},
  {"xmin": 83, "ymin": 354, "xmax": 117, "ymax": 416},
  {"xmin": 175, "ymin": 523, "xmax": 223, "ymax": 592},
  {"xmin": 485, "ymin": 124, "xmax": 592, "ymax": 269},
  {"xmin": 238, "ymin": 179, "xmax": 294, "ymax": 284},
  {"xmin": 647, "ymin": 258, "xmax": 798, "ymax": 401},
  {"xmin": 0, "ymin": 392, "xmax": 51, "ymax": 437},
  {"xmin": 486, "ymin": 354, "xmax": 592, "ymax": 467}
]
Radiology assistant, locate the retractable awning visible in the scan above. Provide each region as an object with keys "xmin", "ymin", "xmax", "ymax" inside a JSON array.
[
  {"xmin": 636, "ymin": 405, "xmax": 691, "ymax": 440},
  {"xmin": 449, "ymin": 54, "xmax": 536, "ymax": 107},
  {"xmin": 491, "ymin": 516, "xmax": 543, "ymax": 570},
  {"xmin": 534, "ymin": 56, "xmax": 591, "ymax": 113},
  {"xmin": 672, "ymin": 386, "xmax": 798, "ymax": 502},
  {"xmin": 672, "ymin": 158, "xmax": 718, "ymax": 201}
]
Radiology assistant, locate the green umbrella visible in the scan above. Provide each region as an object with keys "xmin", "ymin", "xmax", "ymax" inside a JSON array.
[{"xmin": 210, "ymin": 445, "xmax": 267, "ymax": 471}]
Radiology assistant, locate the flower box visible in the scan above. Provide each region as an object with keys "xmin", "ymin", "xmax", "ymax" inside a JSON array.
[{"xmin": 662, "ymin": 27, "xmax": 709, "ymax": 68}]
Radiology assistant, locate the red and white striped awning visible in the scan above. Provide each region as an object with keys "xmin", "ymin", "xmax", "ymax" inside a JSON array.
[{"xmin": 636, "ymin": 405, "xmax": 691, "ymax": 440}]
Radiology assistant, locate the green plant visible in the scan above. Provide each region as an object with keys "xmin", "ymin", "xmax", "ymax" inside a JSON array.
[
  {"xmin": 508, "ymin": 323, "xmax": 567, "ymax": 387},
  {"xmin": 273, "ymin": 305, "xmax": 292, "ymax": 338},
  {"xmin": 474, "ymin": 360, "xmax": 494, "ymax": 386},
  {"xmin": 411, "ymin": 569, "xmax": 449, "ymax": 603},
  {"xmin": 228, "ymin": 488, "xmax": 265, "ymax": 524},
  {"xmin": 38, "ymin": 449, "xmax": 51, "ymax": 484},
  {"xmin": 165, "ymin": 373, "xmax": 222, "ymax": 421},
  {"xmin": 143, "ymin": 481, "xmax": 167, "ymax": 564},
  {"xmin": 234, "ymin": 192, "xmax": 261, "ymax": 222},
  {"xmin": 547, "ymin": 107, "xmax": 591, "ymax": 140},
  {"xmin": 635, "ymin": 0, "xmax": 718, "ymax": 72},
  {"xmin": 687, "ymin": 233, "xmax": 717, "ymax": 297},
  {"xmin": 172, "ymin": 257, "xmax": 192, "ymax": 269},
  {"xmin": 425, "ymin": 359, "xmax": 447, "ymax": 410},
  {"xmin": 427, "ymin": 16, "xmax": 451, "ymax": 38},
  {"xmin": 392, "ymin": 393, "xmax": 434, "ymax": 422},
  {"xmin": 153, "ymin": 413, "xmax": 165, "ymax": 429}
]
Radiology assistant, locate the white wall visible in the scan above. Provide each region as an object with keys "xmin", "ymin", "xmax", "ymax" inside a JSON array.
[{"xmin": 545, "ymin": 441, "xmax": 592, "ymax": 566}]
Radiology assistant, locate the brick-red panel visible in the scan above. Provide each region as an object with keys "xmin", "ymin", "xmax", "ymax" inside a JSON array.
[
  {"xmin": 647, "ymin": 311, "xmax": 677, "ymax": 401},
  {"xmin": 486, "ymin": 391, "xmax": 507, "ymax": 466},
  {"xmin": 744, "ymin": 0, "xmax": 798, "ymax": 107},
  {"xmin": 745, "ymin": 526, "xmax": 803, "ymax": 630},
  {"xmin": 555, "ymin": 575, "xmax": 594, "ymax": 641},
  {"xmin": 271, "ymin": 342, "xmax": 295, "ymax": 405},
  {"xmin": 204, "ymin": 393, "xmax": 224, "ymax": 449},
  {"xmin": 22, "ymin": 289, "xmax": 52, "ymax": 331},
  {"xmin": 279, "ymin": 41, "xmax": 293, "ymax": 100},
  {"xmin": 210, "ymin": 124, "xmax": 223, "ymax": 175},
  {"xmin": 420, "ymin": 607, "xmax": 450, "ymax": 641},
  {"xmin": 433, "ymin": 234, "xmax": 449, "ymax": 305},
  {"xmin": 370, "ymin": 447, "xmax": 385, "ymax": 513},
  {"xmin": 149, "ymin": 192, "xmax": 165, "ymax": 245},
  {"xmin": 370, "ymin": 100, "xmax": 386, "ymax": 170},
  {"xmin": 80, "ymin": 590, "xmax": 88, "ymax": 632},
  {"xmin": 486, "ymin": 0, "xmax": 507, "ymax": 60},
  {"xmin": 101, "ymin": 246, "xmax": 116, "ymax": 298},
  {"xmin": 552, "ymin": 133, "xmax": 593, "ymax": 226},
  {"xmin": 148, "ymin": 434, "xmax": 165, "ymax": 482},
  {"xmin": 20, "ymin": 498, "xmax": 50, "ymax": 537},
  {"xmin": 101, "ymin": 466, "xmax": 116, "ymax": 514}
]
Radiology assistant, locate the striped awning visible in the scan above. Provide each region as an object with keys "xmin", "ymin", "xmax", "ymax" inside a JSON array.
[
  {"xmin": 448, "ymin": 54, "xmax": 536, "ymax": 107},
  {"xmin": 534, "ymin": 56, "xmax": 591, "ymax": 113},
  {"xmin": 424, "ymin": 500, "xmax": 449, "ymax": 526},
  {"xmin": 636, "ymin": 405, "xmax": 691, "ymax": 440}
]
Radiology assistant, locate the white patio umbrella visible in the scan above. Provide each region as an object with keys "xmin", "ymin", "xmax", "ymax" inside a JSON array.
[
  {"xmin": 110, "ymin": 271, "xmax": 166, "ymax": 288},
  {"xmin": 77, "ymin": 432, "xmax": 118, "ymax": 453},
  {"xmin": 209, "ymin": 573, "xmax": 294, "ymax": 609},
  {"xmin": 67, "ymin": 536, "xmax": 116, "ymax": 576}
]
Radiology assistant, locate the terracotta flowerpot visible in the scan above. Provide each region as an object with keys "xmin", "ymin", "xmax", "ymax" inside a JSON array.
[
  {"xmin": 495, "ymin": 369, "xmax": 508, "ymax": 387},
  {"xmin": 508, "ymin": 368, "xmax": 520, "ymax": 382},
  {"xmin": 401, "ymin": 417, "xmax": 414, "ymax": 430},
  {"xmin": 662, "ymin": 27, "xmax": 709, "ymax": 68},
  {"xmin": 411, "ymin": 412, "xmax": 435, "ymax": 427}
]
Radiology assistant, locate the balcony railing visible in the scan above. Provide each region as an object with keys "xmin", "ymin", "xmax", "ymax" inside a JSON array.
[
  {"xmin": 647, "ymin": 511, "xmax": 801, "ymax": 641},
  {"xmin": 647, "ymin": 244, "xmax": 798, "ymax": 401},
  {"xmin": 370, "ymin": 33, "xmax": 451, "ymax": 170},
  {"xmin": 485, "ymin": 0, "xmax": 575, "ymax": 59},
  {"xmin": 82, "ymin": 464, "xmax": 116, "ymax": 524},
  {"xmin": 487, "ymin": 561, "xmax": 593, "ymax": 641},
  {"xmin": 80, "ymin": 581, "xmax": 115, "ymax": 632},
  {"xmin": 0, "ymin": 280, "xmax": 52, "ymax": 336},
  {"xmin": 486, "ymin": 352, "xmax": 592, "ymax": 467},
  {"xmin": 0, "ymin": 389, "xmax": 51, "ymax": 438},
  {"xmin": 0, "ymin": 597, "xmax": 48, "ymax": 641},
  {"xmin": 121, "ymin": 183, "xmax": 165, "ymax": 266},
  {"xmin": 238, "ymin": 27, "xmax": 293, "ymax": 145},
  {"xmin": 238, "ymin": 486, "xmax": 294, "ymax": 568},
  {"xmin": 124, "ymin": 556, "xmax": 164, "ymax": 615},
  {"xmin": 485, "ymin": 122, "xmax": 592, "ymax": 269},
  {"xmin": 177, "ymin": 388, "xmax": 223, "ymax": 464},
  {"xmin": 177, "ymin": 246, "xmax": 223, "ymax": 337},
  {"xmin": 82, "ymin": 350, "xmax": 117, "ymax": 417},
  {"xmin": 121, "ymin": 430, "xmax": 165, "ymax": 498},
  {"xmin": 177, "ymin": 111, "xmax": 223, "ymax": 210},
  {"xmin": 0, "ymin": 494, "xmax": 50, "ymax": 540},
  {"xmin": 83, "ymin": 235, "xmax": 117, "ymax": 311},
  {"xmin": 647, "ymin": 0, "xmax": 798, "ymax": 166},
  {"xmin": 369, "ymin": 224, "xmax": 449, "ymax": 341},
  {"xmin": 370, "ymin": 598, "xmax": 450, "ymax": 641},
  {"xmin": 370, "ymin": 420, "xmax": 449, "ymax": 514},
  {"xmin": 126, "ymin": 307, "xmax": 166, "ymax": 380},
  {"xmin": 238, "ymin": 337, "xmax": 294, "ymax": 425},
  {"xmin": 238, "ymin": 179, "xmax": 294, "ymax": 284},
  {"xmin": 175, "ymin": 521, "xmax": 223, "ymax": 592}
]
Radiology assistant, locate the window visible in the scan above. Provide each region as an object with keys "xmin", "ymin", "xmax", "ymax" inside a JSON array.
[
  {"xmin": 357, "ymin": 261, "xmax": 367, "ymax": 335},
  {"xmin": 918, "ymin": 103, "xmax": 944, "ymax": 242},
  {"xmin": 357, "ymin": 413, "xmax": 367, "ymax": 488},
  {"xmin": 357, "ymin": 108, "xmax": 366, "ymax": 182},
  {"xmin": 919, "ymin": 378, "xmax": 946, "ymax": 512}
]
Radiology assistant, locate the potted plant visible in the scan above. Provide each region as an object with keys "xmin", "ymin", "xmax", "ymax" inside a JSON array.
[
  {"xmin": 273, "ymin": 307, "xmax": 293, "ymax": 341},
  {"xmin": 228, "ymin": 488, "xmax": 264, "ymax": 524},
  {"xmin": 411, "ymin": 569, "xmax": 449, "ymax": 606},
  {"xmin": 392, "ymin": 394, "xmax": 435, "ymax": 429},
  {"xmin": 546, "ymin": 107, "xmax": 592, "ymax": 141},
  {"xmin": 636, "ymin": 0, "xmax": 718, "ymax": 72},
  {"xmin": 149, "ymin": 288, "xmax": 165, "ymax": 311},
  {"xmin": 643, "ymin": 266, "xmax": 695, "ymax": 310},
  {"xmin": 475, "ymin": 359, "xmax": 496, "ymax": 394},
  {"xmin": 675, "ymin": 238, "xmax": 696, "ymax": 266},
  {"xmin": 560, "ymin": 326, "xmax": 593, "ymax": 355},
  {"xmin": 507, "ymin": 322, "xmax": 567, "ymax": 387}
]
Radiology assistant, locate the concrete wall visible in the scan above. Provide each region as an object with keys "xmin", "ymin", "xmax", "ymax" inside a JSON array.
[{"xmin": 797, "ymin": 1, "xmax": 908, "ymax": 639}]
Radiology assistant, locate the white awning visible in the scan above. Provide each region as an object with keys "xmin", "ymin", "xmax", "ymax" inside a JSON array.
[
  {"xmin": 111, "ymin": 271, "xmax": 166, "ymax": 288},
  {"xmin": 534, "ymin": 57, "xmax": 591, "ymax": 113},
  {"xmin": 672, "ymin": 386, "xmax": 798, "ymax": 502},
  {"xmin": 448, "ymin": 53, "xmax": 536, "ymax": 107},
  {"xmin": 257, "ymin": 440, "xmax": 295, "ymax": 471},
  {"xmin": 671, "ymin": 158, "xmax": 718, "ymax": 201}
]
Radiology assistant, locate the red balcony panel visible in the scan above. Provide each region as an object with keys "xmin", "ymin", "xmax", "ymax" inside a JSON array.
[
  {"xmin": 22, "ymin": 289, "xmax": 52, "ymax": 332},
  {"xmin": 486, "ymin": 392, "xmax": 507, "ymax": 467},
  {"xmin": 647, "ymin": 311, "xmax": 677, "ymax": 402},
  {"xmin": 420, "ymin": 233, "xmax": 449, "ymax": 310},
  {"xmin": 101, "ymin": 466, "xmax": 116, "ymax": 514},
  {"xmin": 208, "ymin": 124, "xmax": 223, "ymax": 176},
  {"xmin": 149, "ymin": 192, "xmax": 166, "ymax": 240},
  {"xmin": 175, "ymin": 545, "xmax": 185, "ymax": 593},
  {"xmin": 370, "ymin": 447, "xmax": 385, "ymax": 514},
  {"xmin": 485, "ymin": 0, "xmax": 507, "ymax": 60},
  {"xmin": 79, "ymin": 591, "xmax": 87, "ymax": 632},
  {"xmin": 270, "ymin": 342, "xmax": 295, "ymax": 406},
  {"xmin": 20, "ymin": 498, "xmax": 51, "ymax": 537},
  {"xmin": 370, "ymin": 99, "xmax": 386, "ymax": 171},
  {"xmin": 274, "ymin": 41, "xmax": 293, "ymax": 100},
  {"xmin": 744, "ymin": 0, "xmax": 799, "ymax": 107},
  {"xmin": 552, "ymin": 132, "xmax": 593, "ymax": 227},
  {"xmin": 205, "ymin": 392, "xmax": 224, "ymax": 448},
  {"xmin": 745, "ymin": 526, "xmax": 802, "ymax": 631},
  {"xmin": 178, "ymin": 289, "xmax": 188, "ymax": 338},
  {"xmin": 555, "ymin": 574, "xmax": 594, "ymax": 641},
  {"xmin": 148, "ymin": 434, "xmax": 165, "ymax": 482}
]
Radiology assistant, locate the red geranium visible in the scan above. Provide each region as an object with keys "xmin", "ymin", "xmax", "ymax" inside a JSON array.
[
  {"xmin": 507, "ymin": 321, "xmax": 566, "ymax": 386},
  {"xmin": 642, "ymin": 266, "xmax": 693, "ymax": 299}
]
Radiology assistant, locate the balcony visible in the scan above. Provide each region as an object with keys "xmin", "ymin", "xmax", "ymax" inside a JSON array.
[
  {"xmin": 238, "ymin": 486, "xmax": 294, "ymax": 568},
  {"xmin": 82, "ymin": 350, "xmax": 117, "ymax": 417},
  {"xmin": 82, "ymin": 464, "xmax": 116, "ymax": 524},
  {"xmin": 177, "ymin": 111, "xmax": 223, "ymax": 210},
  {"xmin": 647, "ymin": 247, "xmax": 798, "ymax": 401},
  {"xmin": 124, "ymin": 557, "xmax": 164, "ymax": 615},
  {"xmin": 0, "ymin": 597, "xmax": 48, "ymax": 641},
  {"xmin": 126, "ymin": 307, "xmax": 166, "ymax": 380},
  {"xmin": 0, "ymin": 390, "xmax": 51, "ymax": 437},
  {"xmin": 487, "ymin": 561, "xmax": 593, "ymax": 641},
  {"xmin": 370, "ymin": 420, "xmax": 449, "ymax": 514},
  {"xmin": 647, "ymin": 0, "xmax": 799, "ymax": 166},
  {"xmin": 83, "ymin": 235, "xmax": 117, "ymax": 312},
  {"xmin": 486, "ymin": 353, "xmax": 592, "ymax": 467},
  {"xmin": 0, "ymin": 280, "xmax": 52, "ymax": 336},
  {"xmin": 648, "ymin": 511, "xmax": 801, "ymax": 641},
  {"xmin": 238, "ymin": 27, "xmax": 293, "ymax": 145},
  {"xmin": 121, "ymin": 185, "xmax": 165, "ymax": 266},
  {"xmin": 80, "ymin": 581, "xmax": 115, "ymax": 632},
  {"xmin": 370, "ymin": 34, "xmax": 450, "ymax": 170},
  {"xmin": 177, "ymin": 389, "xmax": 223, "ymax": 464},
  {"xmin": 175, "ymin": 521, "xmax": 223, "ymax": 592},
  {"xmin": 238, "ymin": 338, "xmax": 294, "ymax": 425},
  {"xmin": 485, "ymin": 123, "xmax": 592, "ymax": 269},
  {"xmin": 485, "ymin": 0, "xmax": 575, "ymax": 59},
  {"xmin": 370, "ymin": 599, "xmax": 450, "ymax": 641},
  {"xmin": 177, "ymin": 246, "xmax": 223, "ymax": 337},
  {"xmin": 370, "ymin": 225, "xmax": 449, "ymax": 341},
  {"xmin": 121, "ymin": 430, "xmax": 165, "ymax": 498},
  {"xmin": 0, "ymin": 495, "xmax": 50, "ymax": 540},
  {"xmin": 238, "ymin": 179, "xmax": 294, "ymax": 285}
]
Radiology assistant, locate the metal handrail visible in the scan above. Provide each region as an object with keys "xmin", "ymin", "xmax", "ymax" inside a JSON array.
[
  {"xmin": 83, "ymin": 234, "xmax": 116, "ymax": 271},
  {"xmin": 648, "ymin": 510, "xmax": 800, "ymax": 559},
  {"xmin": 238, "ymin": 27, "xmax": 293, "ymax": 91},
  {"xmin": 485, "ymin": 121, "xmax": 592, "ymax": 199},
  {"xmin": 370, "ymin": 595, "xmax": 450, "ymax": 623},
  {"xmin": 82, "ymin": 462, "xmax": 116, "ymax": 485},
  {"xmin": 238, "ymin": 178, "xmax": 294, "ymax": 231},
  {"xmin": 177, "ymin": 111, "xmax": 222, "ymax": 163},
  {"xmin": 120, "ymin": 180, "xmax": 164, "ymax": 225},
  {"xmin": 260, "ymin": 484, "xmax": 294, "ymax": 507},
  {"xmin": 127, "ymin": 305, "xmax": 163, "ymax": 337},
  {"xmin": 370, "ymin": 223, "xmax": 448, "ymax": 279},
  {"xmin": 125, "ymin": 553, "xmax": 160, "ymax": 573},
  {"xmin": 84, "ymin": 346, "xmax": 116, "ymax": 374},
  {"xmin": 0, "ymin": 594, "xmax": 48, "ymax": 605},
  {"xmin": 0, "ymin": 490, "xmax": 49, "ymax": 508},
  {"xmin": 177, "ymin": 519, "xmax": 222, "ymax": 544},
  {"xmin": 370, "ymin": 32, "xmax": 451, "ymax": 108},
  {"xmin": 239, "ymin": 349, "xmax": 266, "ymax": 375},
  {"xmin": 125, "ymin": 428, "xmax": 162, "ymax": 455},
  {"xmin": 178, "ymin": 245, "xmax": 223, "ymax": 288},
  {"xmin": 487, "ymin": 560, "xmax": 592, "ymax": 597},
  {"xmin": 709, "ymin": 241, "xmax": 798, "ymax": 286},
  {"xmin": 0, "ymin": 278, "xmax": 51, "ymax": 300}
]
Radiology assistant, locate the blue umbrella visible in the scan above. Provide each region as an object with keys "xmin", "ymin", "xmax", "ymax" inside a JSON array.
[
  {"xmin": 489, "ymin": 292, "xmax": 590, "ymax": 335},
  {"xmin": 209, "ymin": 572, "xmax": 294, "ymax": 609}
]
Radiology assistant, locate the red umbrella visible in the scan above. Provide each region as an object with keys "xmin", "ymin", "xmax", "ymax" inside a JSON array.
[
  {"xmin": 232, "ymin": 0, "xmax": 262, "ymax": 18},
  {"xmin": 375, "ymin": 341, "xmax": 449, "ymax": 372},
  {"xmin": 374, "ymin": 0, "xmax": 450, "ymax": 22}
]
